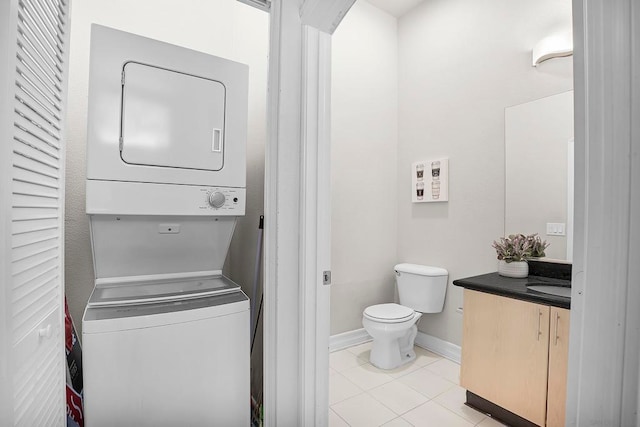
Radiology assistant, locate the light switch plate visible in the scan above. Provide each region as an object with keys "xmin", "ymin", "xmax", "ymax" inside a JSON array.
[{"xmin": 546, "ymin": 222, "xmax": 566, "ymax": 236}]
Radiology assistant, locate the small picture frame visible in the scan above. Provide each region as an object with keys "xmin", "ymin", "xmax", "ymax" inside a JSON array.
[{"xmin": 412, "ymin": 158, "xmax": 449, "ymax": 203}]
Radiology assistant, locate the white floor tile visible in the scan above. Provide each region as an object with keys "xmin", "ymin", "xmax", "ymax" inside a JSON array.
[
  {"xmin": 341, "ymin": 363, "xmax": 395, "ymax": 390},
  {"xmin": 425, "ymin": 357, "xmax": 461, "ymax": 384},
  {"xmin": 368, "ymin": 380, "xmax": 430, "ymax": 415},
  {"xmin": 380, "ymin": 359, "xmax": 427, "ymax": 379},
  {"xmin": 332, "ymin": 393, "xmax": 397, "ymax": 427},
  {"xmin": 382, "ymin": 417, "xmax": 414, "ymax": 426},
  {"xmin": 402, "ymin": 401, "xmax": 475, "ymax": 427},
  {"xmin": 329, "ymin": 342, "xmax": 469, "ymax": 426},
  {"xmin": 329, "ymin": 408, "xmax": 350, "ymax": 427},
  {"xmin": 330, "ymin": 348, "xmax": 367, "ymax": 372},
  {"xmin": 347, "ymin": 341, "xmax": 371, "ymax": 364},
  {"xmin": 346, "ymin": 341, "xmax": 372, "ymax": 358},
  {"xmin": 330, "ymin": 372, "xmax": 364, "ymax": 405},
  {"xmin": 413, "ymin": 346, "xmax": 442, "ymax": 367},
  {"xmin": 433, "ymin": 385, "xmax": 486, "ymax": 424},
  {"xmin": 350, "ymin": 345, "xmax": 437, "ymax": 378},
  {"xmin": 353, "ymin": 356, "xmax": 424, "ymax": 379},
  {"xmin": 397, "ymin": 366, "xmax": 456, "ymax": 398},
  {"xmin": 476, "ymin": 415, "xmax": 510, "ymax": 426}
]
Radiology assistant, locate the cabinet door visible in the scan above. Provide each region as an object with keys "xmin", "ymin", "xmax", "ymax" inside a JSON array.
[
  {"xmin": 461, "ymin": 290, "xmax": 550, "ymax": 426},
  {"xmin": 546, "ymin": 307, "xmax": 570, "ymax": 427}
]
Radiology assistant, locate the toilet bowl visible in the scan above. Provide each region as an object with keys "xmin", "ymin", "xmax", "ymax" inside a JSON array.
[
  {"xmin": 363, "ymin": 303, "xmax": 422, "ymax": 370},
  {"xmin": 362, "ymin": 264, "xmax": 448, "ymax": 370}
]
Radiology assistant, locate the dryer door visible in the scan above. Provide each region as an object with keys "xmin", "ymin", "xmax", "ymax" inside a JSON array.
[{"xmin": 120, "ymin": 62, "xmax": 226, "ymax": 171}]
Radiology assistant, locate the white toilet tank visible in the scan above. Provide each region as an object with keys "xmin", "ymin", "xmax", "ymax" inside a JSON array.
[{"xmin": 395, "ymin": 263, "xmax": 448, "ymax": 313}]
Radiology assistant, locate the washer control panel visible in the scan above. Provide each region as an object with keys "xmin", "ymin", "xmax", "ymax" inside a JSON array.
[
  {"xmin": 200, "ymin": 187, "xmax": 243, "ymax": 213},
  {"xmin": 208, "ymin": 192, "xmax": 226, "ymax": 208},
  {"xmin": 86, "ymin": 180, "xmax": 246, "ymax": 216}
]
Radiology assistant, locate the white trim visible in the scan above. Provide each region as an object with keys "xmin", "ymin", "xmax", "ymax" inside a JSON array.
[
  {"xmin": 414, "ymin": 332, "xmax": 462, "ymax": 364},
  {"xmin": 566, "ymin": 0, "xmax": 640, "ymax": 425},
  {"xmin": 58, "ymin": 2, "xmax": 72, "ymax": 423},
  {"xmin": 299, "ymin": 25, "xmax": 332, "ymax": 426},
  {"xmin": 264, "ymin": 0, "xmax": 303, "ymax": 425},
  {"xmin": 299, "ymin": 27, "xmax": 320, "ymax": 426},
  {"xmin": 329, "ymin": 329, "xmax": 372, "ymax": 352},
  {"xmin": 0, "ymin": 1, "xmax": 16, "ymax": 423},
  {"xmin": 264, "ymin": 1, "xmax": 348, "ymax": 425},
  {"xmin": 566, "ymin": 138, "xmax": 574, "ymax": 261},
  {"xmin": 300, "ymin": 0, "xmax": 357, "ymax": 35},
  {"xmin": 236, "ymin": 0, "xmax": 271, "ymax": 13},
  {"xmin": 329, "ymin": 328, "xmax": 461, "ymax": 364}
]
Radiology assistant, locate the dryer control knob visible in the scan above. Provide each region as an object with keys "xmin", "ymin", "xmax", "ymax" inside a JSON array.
[{"xmin": 209, "ymin": 192, "xmax": 226, "ymax": 208}]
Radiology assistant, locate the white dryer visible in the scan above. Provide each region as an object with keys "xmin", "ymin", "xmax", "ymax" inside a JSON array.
[{"xmin": 82, "ymin": 25, "xmax": 250, "ymax": 426}]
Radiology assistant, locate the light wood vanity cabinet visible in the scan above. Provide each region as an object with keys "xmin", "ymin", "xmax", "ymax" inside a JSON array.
[
  {"xmin": 461, "ymin": 289, "xmax": 570, "ymax": 427},
  {"xmin": 546, "ymin": 305, "xmax": 570, "ymax": 427}
]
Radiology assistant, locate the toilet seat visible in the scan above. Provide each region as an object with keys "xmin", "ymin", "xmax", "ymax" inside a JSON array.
[{"xmin": 363, "ymin": 303, "xmax": 415, "ymax": 323}]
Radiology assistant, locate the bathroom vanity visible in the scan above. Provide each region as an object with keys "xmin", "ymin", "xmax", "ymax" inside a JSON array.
[{"xmin": 453, "ymin": 262, "xmax": 571, "ymax": 427}]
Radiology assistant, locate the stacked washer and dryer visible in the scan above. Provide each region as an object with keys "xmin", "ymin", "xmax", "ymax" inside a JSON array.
[{"xmin": 82, "ymin": 25, "xmax": 250, "ymax": 426}]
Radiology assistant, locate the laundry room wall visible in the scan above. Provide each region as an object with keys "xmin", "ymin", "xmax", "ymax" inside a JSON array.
[
  {"xmin": 330, "ymin": 1, "xmax": 399, "ymax": 335},
  {"xmin": 396, "ymin": 0, "xmax": 573, "ymax": 346},
  {"xmin": 64, "ymin": 0, "xmax": 269, "ymax": 334}
]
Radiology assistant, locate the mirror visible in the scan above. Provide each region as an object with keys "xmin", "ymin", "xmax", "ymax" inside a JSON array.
[{"xmin": 505, "ymin": 90, "xmax": 574, "ymax": 261}]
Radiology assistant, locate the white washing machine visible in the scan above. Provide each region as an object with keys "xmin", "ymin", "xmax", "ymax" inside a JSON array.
[
  {"xmin": 82, "ymin": 25, "xmax": 250, "ymax": 426},
  {"xmin": 83, "ymin": 290, "xmax": 249, "ymax": 426}
]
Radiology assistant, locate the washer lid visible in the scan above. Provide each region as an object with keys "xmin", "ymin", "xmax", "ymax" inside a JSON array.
[
  {"xmin": 87, "ymin": 274, "xmax": 241, "ymax": 307},
  {"xmin": 364, "ymin": 303, "xmax": 415, "ymax": 322},
  {"xmin": 82, "ymin": 290, "xmax": 249, "ymax": 334}
]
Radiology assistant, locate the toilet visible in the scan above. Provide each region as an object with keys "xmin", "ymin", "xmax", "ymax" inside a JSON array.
[{"xmin": 362, "ymin": 263, "xmax": 448, "ymax": 370}]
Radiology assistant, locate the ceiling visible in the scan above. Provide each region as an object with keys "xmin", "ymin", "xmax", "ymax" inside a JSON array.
[{"xmin": 364, "ymin": 0, "xmax": 425, "ymax": 18}]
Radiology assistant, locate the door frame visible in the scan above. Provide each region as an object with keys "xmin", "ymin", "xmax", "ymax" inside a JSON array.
[
  {"xmin": 263, "ymin": 1, "xmax": 337, "ymax": 425},
  {"xmin": 566, "ymin": 0, "xmax": 640, "ymax": 425}
]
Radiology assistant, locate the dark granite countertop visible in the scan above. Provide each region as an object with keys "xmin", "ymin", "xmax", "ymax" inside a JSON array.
[{"xmin": 453, "ymin": 272, "xmax": 571, "ymax": 309}]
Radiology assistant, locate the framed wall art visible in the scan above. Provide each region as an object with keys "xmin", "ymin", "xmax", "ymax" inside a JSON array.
[{"xmin": 411, "ymin": 158, "xmax": 449, "ymax": 203}]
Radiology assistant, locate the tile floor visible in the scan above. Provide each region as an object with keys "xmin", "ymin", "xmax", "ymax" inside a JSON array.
[{"xmin": 329, "ymin": 342, "xmax": 506, "ymax": 427}]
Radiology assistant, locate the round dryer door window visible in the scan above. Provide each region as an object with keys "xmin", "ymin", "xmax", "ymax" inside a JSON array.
[{"xmin": 120, "ymin": 62, "xmax": 226, "ymax": 171}]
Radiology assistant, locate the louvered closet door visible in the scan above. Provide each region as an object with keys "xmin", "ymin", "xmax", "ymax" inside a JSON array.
[{"xmin": 0, "ymin": 0, "xmax": 71, "ymax": 425}]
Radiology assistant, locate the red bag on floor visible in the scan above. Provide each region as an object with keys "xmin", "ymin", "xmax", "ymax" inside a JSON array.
[{"xmin": 65, "ymin": 298, "xmax": 84, "ymax": 427}]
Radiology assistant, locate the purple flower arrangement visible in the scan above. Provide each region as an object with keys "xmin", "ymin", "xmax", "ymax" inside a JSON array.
[{"xmin": 492, "ymin": 233, "xmax": 550, "ymax": 263}]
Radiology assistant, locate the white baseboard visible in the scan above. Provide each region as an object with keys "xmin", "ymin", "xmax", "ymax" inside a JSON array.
[
  {"xmin": 329, "ymin": 328, "xmax": 461, "ymax": 364},
  {"xmin": 414, "ymin": 331, "xmax": 461, "ymax": 364},
  {"xmin": 329, "ymin": 328, "xmax": 371, "ymax": 352}
]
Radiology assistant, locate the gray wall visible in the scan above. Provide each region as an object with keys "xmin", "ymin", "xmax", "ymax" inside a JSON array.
[
  {"xmin": 64, "ymin": 0, "xmax": 268, "ymax": 334},
  {"xmin": 396, "ymin": 0, "xmax": 573, "ymax": 345},
  {"xmin": 330, "ymin": 1, "xmax": 399, "ymax": 335}
]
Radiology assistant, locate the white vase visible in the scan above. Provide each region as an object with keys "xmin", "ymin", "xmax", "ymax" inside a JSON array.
[{"xmin": 498, "ymin": 260, "xmax": 528, "ymax": 278}]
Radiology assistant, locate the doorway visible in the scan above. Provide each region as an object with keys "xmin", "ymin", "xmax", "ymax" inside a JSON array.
[{"xmin": 327, "ymin": 0, "xmax": 574, "ymax": 424}]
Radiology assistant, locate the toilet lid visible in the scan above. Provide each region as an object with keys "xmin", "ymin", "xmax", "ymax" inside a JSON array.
[{"xmin": 364, "ymin": 303, "xmax": 415, "ymax": 322}]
